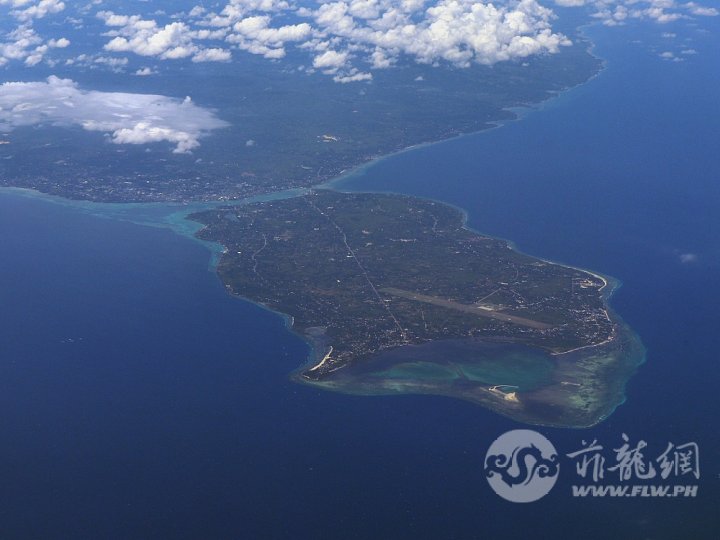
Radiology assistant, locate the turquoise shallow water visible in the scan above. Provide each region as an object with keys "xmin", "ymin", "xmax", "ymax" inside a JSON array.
[
  {"xmin": 337, "ymin": 341, "xmax": 556, "ymax": 392},
  {"xmin": 347, "ymin": 341, "xmax": 554, "ymax": 390},
  {"xmin": 0, "ymin": 13, "xmax": 718, "ymax": 540},
  {"xmin": 313, "ymin": 14, "xmax": 720, "ymax": 533},
  {"xmin": 0, "ymin": 186, "xmax": 310, "ymax": 269},
  {"xmin": 303, "ymin": 318, "xmax": 645, "ymax": 428}
]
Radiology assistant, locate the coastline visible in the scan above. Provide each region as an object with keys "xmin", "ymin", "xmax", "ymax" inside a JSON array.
[
  {"xmin": 0, "ymin": 20, "xmax": 606, "ymax": 211},
  {"xmin": 0, "ymin": 185, "xmax": 310, "ymax": 270},
  {"xmin": 0, "ymin": 19, "xmax": 608, "ymax": 251},
  {"xmin": 290, "ymin": 320, "xmax": 645, "ymax": 429},
  {"xmin": 196, "ymin": 187, "xmax": 644, "ymax": 428},
  {"xmin": 0, "ymin": 13, "xmax": 646, "ymax": 427},
  {"xmin": 322, "ymin": 31, "xmax": 607, "ymax": 193}
]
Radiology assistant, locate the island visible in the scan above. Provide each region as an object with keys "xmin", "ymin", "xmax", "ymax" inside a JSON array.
[{"xmin": 191, "ymin": 190, "xmax": 644, "ymax": 427}]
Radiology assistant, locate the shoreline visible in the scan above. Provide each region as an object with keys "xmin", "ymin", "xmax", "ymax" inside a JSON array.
[
  {"xmin": 0, "ymin": 14, "xmax": 645, "ymax": 426},
  {"xmin": 0, "ymin": 39, "xmax": 625, "ymax": 373},
  {"xmin": 323, "ymin": 60, "xmax": 606, "ymax": 194},
  {"xmin": 0, "ymin": 31, "xmax": 611, "ymax": 297},
  {"xmin": 255, "ymin": 188, "xmax": 633, "ymax": 395},
  {"xmin": 290, "ymin": 320, "xmax": 645, "ymax": 429},
  {"xmin": 0, "ymin": 21, "xmax": 606, "ymax": 214}
]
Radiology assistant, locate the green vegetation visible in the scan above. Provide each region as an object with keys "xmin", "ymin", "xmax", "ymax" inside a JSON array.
[
  {"xmin": 190, "ymin": 189, "xmax": 645, "ymax": 428},
  {"xmin": 193, "ymin": 190, "xmax": 616, "ymax": 374},
  {"xmin": 0, "ymin": 42, "xmax": 601, "ymax": 202}
]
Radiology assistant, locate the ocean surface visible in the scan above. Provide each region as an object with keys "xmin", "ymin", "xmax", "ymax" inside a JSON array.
[{"xmin": 1, "ymin": 16, "xmax": 718, "ymax": 540}]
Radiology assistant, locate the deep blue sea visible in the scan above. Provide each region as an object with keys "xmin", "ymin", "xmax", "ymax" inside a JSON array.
[{"xmin": 1, "ymin": 16, "xmax": 718, "ymax": 540}]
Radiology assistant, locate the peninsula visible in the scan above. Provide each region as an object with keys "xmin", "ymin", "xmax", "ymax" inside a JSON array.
[{"xmin": 192, "ymin": 190, "xmax": 643, "ymax": 427}]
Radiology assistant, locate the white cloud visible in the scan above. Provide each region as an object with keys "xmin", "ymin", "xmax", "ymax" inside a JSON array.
[
  {"xmin": 0, "ymin": 0, "xmax": 65, "ymax": 21},
  {"xmin": 0, "ymin": 76, "xmax": 228, "ymax": 153},
  {"xmin": 313, "ymin": 49, "xmax": 350, "ymax": 73},
  {"xmin": 47, "ymin": 37, "xmax": 70, "ymax": 48},
  {"xmin": 95, "ymin": 1, "xmax": 572, "ymax": 82},
  {"xmin": 304, "ymin": 0, "xmax": 571, "ymax": 68},
  {"xmin": 64, "ymin": 53, "xmax": 130, "ymax": 72},
  {"xmin": 9, "ymin": 0, "xmax": 714, "ymax": 83},
  {"xmin": 683, "ymin": 2, "xmax": 718, "ymax": 17},
  {"xmin": 226, "ymin": 15, "xmax": 312, "ymax": 59},
  {"xmin": 560, "ymin": 0, "xmax": 718, "ymax": 26},
  {"xmin": 659, "ymin": 50, "xmax": 685, "ymax": 61},
  {"xmin": 334, "ymin": 69, "xmax": 373, "ymax": 83},
  {"xmin": 0, "ymin": 2, "xmax": 71, "ymax": 67},
  {"xmin": 97, "ymin": 11, "xmax": 232, "ymax": 63},
  {"xmin": 0, "ymin": 23, "xmax": 62, "ymax": 66},
  {"xmin": 679, "ymin": 252, "xmax": 698, "ymax": 263},
  {"xmin": 191, "ymin": 47, "xmax": 232, "ymax": 62},
  {"xmin": 134, "ymin": 66, "xmax": 156, "ymax": 75}
]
